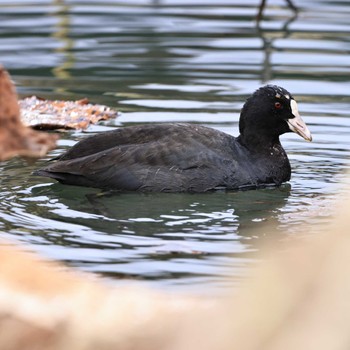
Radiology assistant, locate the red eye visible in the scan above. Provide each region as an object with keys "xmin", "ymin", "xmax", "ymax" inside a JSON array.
[{"xmin": 275, "ymin": 102, "xmax": 282, "ymax": 109}]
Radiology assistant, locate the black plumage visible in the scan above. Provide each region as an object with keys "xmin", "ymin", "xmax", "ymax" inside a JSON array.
[{"xmin": 34, "ymin": 85, "xmax": 312, "ymax": 192}]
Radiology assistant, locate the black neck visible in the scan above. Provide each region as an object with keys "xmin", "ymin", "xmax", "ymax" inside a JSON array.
[{"xmin": 237, "ymin": 132, "xmax": 281, "ymax": 154}]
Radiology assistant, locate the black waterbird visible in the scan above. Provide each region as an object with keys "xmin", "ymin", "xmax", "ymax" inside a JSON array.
[{"xmin": 34, "ymin": 85, "xmax": 312, "ymax": 192}]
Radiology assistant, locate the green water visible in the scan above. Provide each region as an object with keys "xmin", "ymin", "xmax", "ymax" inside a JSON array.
[{"xmin": 0, "ymin": 0, "xmax": 349, "ymax": 292}]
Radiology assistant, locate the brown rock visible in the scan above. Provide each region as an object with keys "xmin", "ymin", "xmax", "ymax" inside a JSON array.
[{"xmin": 0, "ymin": 66, "xmax": 57, "ymax": 161}]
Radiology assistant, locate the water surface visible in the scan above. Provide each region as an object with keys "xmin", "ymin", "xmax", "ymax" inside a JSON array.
[{"xmin": 0, "ymin": 0, "xmax": 349, "ymax": 293}]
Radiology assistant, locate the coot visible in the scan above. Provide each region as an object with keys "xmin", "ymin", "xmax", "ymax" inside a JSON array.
[{"xmin": 34, "ymin": 85, "xmax": 312, "ymax": 192}]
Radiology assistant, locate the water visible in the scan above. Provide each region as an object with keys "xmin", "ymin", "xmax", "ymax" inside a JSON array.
[{"xmin": 0, "ymin": 0, "xmax": 349, "ymax": 293}]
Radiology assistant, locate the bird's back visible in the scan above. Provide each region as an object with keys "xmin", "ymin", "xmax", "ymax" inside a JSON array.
[{"xmin": 34, "ymin": 123, "xmax": 291, "ymax": 192}]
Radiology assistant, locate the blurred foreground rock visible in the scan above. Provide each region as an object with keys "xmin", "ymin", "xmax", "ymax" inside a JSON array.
[
  {"xmin": 0, "ymin": 66, "xmax": 57, "ymax": 161},
  {"xmin": 0, "ymin": 186, "xmax": 350, "ymax": 350}
]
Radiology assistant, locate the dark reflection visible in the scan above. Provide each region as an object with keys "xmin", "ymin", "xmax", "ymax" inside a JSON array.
[
  {"xmin": 256, "ymin": 0, "xmax": 298, "ymax": 23},
  {"xmin": 31, "ymin": 183, "xmax": 290, "ymax": 242},
  {"xmin": 256, "ymin": 11, "xmax": 298, "ymax": 83},
  {"xmin": 22, "ymin": 183, "xmax": 291, "ymax": 282}
]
